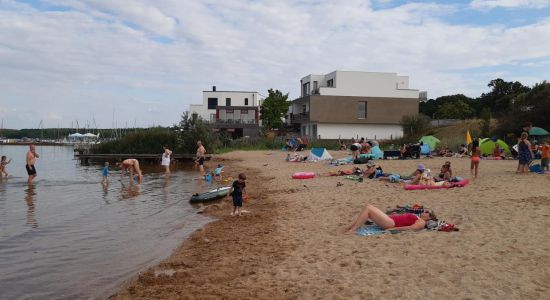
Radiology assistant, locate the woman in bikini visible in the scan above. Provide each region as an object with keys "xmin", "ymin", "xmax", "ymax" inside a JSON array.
[
  {"xmin": 345, "ymin": 203, "xmax": 437, "ymax": 234},
  {"xmin": 470, "ymin": 139, "xmax": 481, "ymax": 180}
]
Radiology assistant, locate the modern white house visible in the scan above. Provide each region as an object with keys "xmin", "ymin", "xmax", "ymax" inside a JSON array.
[
  {"xmin": 288, "ymin": 71, "xmax": 421, "ymax": 140},
  {"xmin": 189, "ymin": 86, "xmax": 262, "ymax": 138}
]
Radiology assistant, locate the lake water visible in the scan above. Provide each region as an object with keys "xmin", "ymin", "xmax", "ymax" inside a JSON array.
[{"xmin": 0, "ymin": 145, "xmax": 215, "ymax": 299}]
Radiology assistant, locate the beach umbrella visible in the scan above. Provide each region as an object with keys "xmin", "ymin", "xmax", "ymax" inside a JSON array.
[
  {"xmin": 479, "ymin": 138, "xmax": 511, "ymax": 156},
  {"xmin": 529, "ymin": 127, "xmax": 549, "ymax": 136},
  {"xmin": 419, "ymin": 135, "xmax": 440, "ymax": 150}
]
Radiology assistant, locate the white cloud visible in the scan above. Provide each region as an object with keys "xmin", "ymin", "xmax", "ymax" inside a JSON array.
[
  {"xmin": 470, "ymin": 0, "xmax": 550, "ymax": 9},
  {"xmin": 0, "ymin": 0, "xmax": 549, "ymax": 128}
]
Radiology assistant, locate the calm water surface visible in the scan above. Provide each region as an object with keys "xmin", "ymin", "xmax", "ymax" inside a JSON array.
[{"xmin": 0, "ymin": 145, "xmax": 215, "ymax": 299}]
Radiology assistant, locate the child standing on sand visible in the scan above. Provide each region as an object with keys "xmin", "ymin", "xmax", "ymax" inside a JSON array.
[
  {"xmin": 102, "ymin": 162, "xmax": 110, "ymax": 184},
  {"xmin": 230, "ymin": 173, "xmax": 247, "ymax": 216},
  {"xmin": 0, "ymin": 156, "xmax": 12, "ymax": 177},
  {"xmin": 214, "ymin": 164, "xmax": 223, "ymax": 186},
  {"xmin": 540, "ymin": 140, "xmax": 550, "ymax": 171}
]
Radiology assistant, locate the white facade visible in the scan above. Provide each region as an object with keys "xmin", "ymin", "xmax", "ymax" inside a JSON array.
[
  {"xmin": 300, "ymin": 70, "xmax": 419, "ymax": 99},
  {"xmin": 189, "ymin": 88, "xmax": 260, "ymax": 122},
  {"xmin": 314, "ymin": 123, "xmax": 403, "ymax": 140}
]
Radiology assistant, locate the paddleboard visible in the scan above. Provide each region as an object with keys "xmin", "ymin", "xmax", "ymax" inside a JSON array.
[{"xmin": 190, "ymin": 186, "xmax": 231, "ymax": 203}]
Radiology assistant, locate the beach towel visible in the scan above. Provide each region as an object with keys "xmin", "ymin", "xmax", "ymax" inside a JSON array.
[
  {"xmin": 356, "ymin": 225, "xmax": 396, "ymax": 236},
  {"xmin": 357, "ymin": 204, "xmax": 459, "ymax": 236}
]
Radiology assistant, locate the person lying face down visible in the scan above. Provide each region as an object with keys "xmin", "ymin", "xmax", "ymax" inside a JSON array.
[{"xmin": 345, "ymin": 203, "xmax": 437, "ymax": 234}]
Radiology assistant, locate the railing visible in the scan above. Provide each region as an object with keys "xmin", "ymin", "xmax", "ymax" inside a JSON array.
[
  {"xmin": 215, "ymin": 119, "xmax": 258, "ymax": 125},
  {"xmin": 290, "ymin": 112, "xmax": 310, "ymax": 123}
]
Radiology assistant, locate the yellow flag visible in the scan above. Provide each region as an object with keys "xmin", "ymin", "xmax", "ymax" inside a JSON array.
[{"xmin": 466, "ymin": 130, "xmax": 472, "ymax": 145}]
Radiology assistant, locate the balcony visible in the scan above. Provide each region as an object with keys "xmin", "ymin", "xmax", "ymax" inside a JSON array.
[
  {"xmin": 290, "ymin": 112, "xmax": 310, "ymax": 124},
  {"xmin": 213, "ymin": 118, "xmax": 259, "ymax": 129}
]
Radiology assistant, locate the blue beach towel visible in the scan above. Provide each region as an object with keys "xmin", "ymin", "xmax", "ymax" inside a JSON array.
[{"xmin": 356, "ymin": 225, "xmax": 399, "ymax": 236}]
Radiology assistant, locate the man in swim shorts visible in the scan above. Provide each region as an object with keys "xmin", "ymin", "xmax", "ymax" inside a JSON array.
[
  {"xmin": 26, "ymin": 144, "xmax": 40, "ymax": 184},
  {"xmin": 120, "ymin": 159, "xmax": 143, "ymax": 184},
  {"xmin": 196, "ymin": 140, "xmax": 206, "ymax": 175}
]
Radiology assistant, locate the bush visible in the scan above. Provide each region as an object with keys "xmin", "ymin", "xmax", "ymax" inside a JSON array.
[{"xmin": 92, "ymin": 127, "xmax": 176, "ymax": 154}]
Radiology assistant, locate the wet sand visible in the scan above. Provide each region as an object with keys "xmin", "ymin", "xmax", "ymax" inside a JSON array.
[{"xmin": 112, "ymin": 150, "xmax": 550, "ymax": 299}]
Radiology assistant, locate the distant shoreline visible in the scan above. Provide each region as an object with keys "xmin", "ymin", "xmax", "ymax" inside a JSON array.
[{"xmin": 0, "ymin": 142, "xmax": 74, "ymax": 146}]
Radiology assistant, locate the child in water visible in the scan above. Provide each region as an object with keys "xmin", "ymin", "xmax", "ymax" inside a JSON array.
[
  {"xmin": 230, "ymin": 173, "xmax": 247, "ymax": 216},
  {"xmin": 0, "ymin": 156, "xmax": 12, "ymax": 178},
  {"xmin": 102, "ymin": 162, "xmax": 110, "ymax": 184}
]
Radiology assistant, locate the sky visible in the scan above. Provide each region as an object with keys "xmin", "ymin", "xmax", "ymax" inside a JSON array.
[{"xmin": 1, "ymin": 0, "xmax": 550, "ymax": 129}]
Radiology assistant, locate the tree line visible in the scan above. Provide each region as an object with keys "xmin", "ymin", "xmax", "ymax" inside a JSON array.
[{"xmin": 420, "ymin": 78, "xmax": 550, "ymax": 139}]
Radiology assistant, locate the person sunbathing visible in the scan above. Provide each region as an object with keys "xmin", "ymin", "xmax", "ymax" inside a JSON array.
[
  {"xmin": 419, "ymin": 169, "xmax": 451, "ymax": 187},
  {"xmin": 437, "ymin": 161, "xmax": 453, "ymax": 181},
  {"xmin": 345, "ymin": 203, "xmax": 436, "ymax": 234}
]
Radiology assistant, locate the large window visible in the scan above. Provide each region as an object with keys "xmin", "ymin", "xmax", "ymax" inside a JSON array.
[
  {"xmin": 327, "ymin": 79, "xmax": 334, "ymax": 87},
  {"xmin": 207, "ymin": 98, "xmax": 218, "ymax": 109},
  {"xmin": 357, "ymin": 101, "xmax": 367, "ymax": 119},
  {"xmin": 244, "ymin": 98, "xmax": 248, "ymax": 105},
  {"xmin": 302, "ymin": 82, "xmax": 310, "ymax": 96},
  {"xmin": 226, "ymin": 98, "xmax": 231, "ymax": 106}
]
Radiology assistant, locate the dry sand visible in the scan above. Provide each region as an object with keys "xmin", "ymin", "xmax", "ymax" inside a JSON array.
[{"xmin": 112, "ymin": 150, "xmax": 550, "ymax": 299}]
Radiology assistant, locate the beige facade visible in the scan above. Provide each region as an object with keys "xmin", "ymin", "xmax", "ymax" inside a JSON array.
[{"xmin": 309, "ymin": 95, "xmax": 418, "ymax": 124}]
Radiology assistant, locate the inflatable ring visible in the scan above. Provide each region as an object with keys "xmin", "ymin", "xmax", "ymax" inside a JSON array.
[{"xmin": 292, "ymin": 172, "xmax": 316, "ymax": 179}]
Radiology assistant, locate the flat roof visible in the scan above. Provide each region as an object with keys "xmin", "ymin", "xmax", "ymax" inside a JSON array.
[{"xmin": 203, "ymin": 91, "xmax": 258, "ymax": 93}]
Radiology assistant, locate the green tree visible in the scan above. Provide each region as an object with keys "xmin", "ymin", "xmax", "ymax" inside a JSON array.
[
  {"xmin": 400, "ymin": 114, "xmax": 431, "ymax": 137},
  {"xmin": 479, "ymin": 107, "xmax": 492, "ymax": 137},
  {"xmin": 260, "ymin": 89, "xmax": 291, "ymax": 131},
  {"xmin": 436, "ymin": 100, "xmax": 473, "ymax": 119},
  {"xmin": 176, "ymin": 112, "xmax": 222, "ymax": 154},
  {"xmin": 477, "ymin": 78, "xmax": 530, "ymax": 114}
]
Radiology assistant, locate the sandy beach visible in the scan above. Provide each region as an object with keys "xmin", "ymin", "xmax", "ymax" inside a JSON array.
[{"xmin": 112, "ymin": 150, "xmax": 550, "ymax": 299}]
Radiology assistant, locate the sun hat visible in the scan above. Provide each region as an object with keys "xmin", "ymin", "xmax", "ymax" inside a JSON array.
[
  {"xmin": 366, "ymin": 161, "xmax": 375, "ymax": 167},
  {"xmin": 417, "ymin": 164, "xmax": 426, "ymax": 171}
]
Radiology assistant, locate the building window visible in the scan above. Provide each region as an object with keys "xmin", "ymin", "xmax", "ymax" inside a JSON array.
[
  {"xmin": 226, "ymin": 98, "xmax": 231, "ymax": 106},
  {"xmin": 357, "ymin": 101, "xmax": 367, "ymax": 119},
  {"xmin": 302, "ymin": 82, "xmax": 310, "ymax": 97},
  {"xmin": 244, "ymin": 98, "xmax": 248, "ymax": 105},
  {"xmin": 313, "ymin": 81, "xmax": 318, "ymax": 93},
  {"xmin": 207, "ymin": 98, "xmax": 218, "ymax": 110},
  {"xmin": 327, "ymin": 79, "xmax": 334, "ymax": 87},
  {"xmin": 241, "ymin": 110, "xmax": 248, "ymax": 114},
  {"xmin": 302, "ymin": 104, "xmax": 307, "ymax": 113}
]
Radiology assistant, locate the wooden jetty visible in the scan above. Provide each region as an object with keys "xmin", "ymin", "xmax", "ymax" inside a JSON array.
[{"xmin": 74, "ymin": 153, "xmax": 211, "ymax": 164}]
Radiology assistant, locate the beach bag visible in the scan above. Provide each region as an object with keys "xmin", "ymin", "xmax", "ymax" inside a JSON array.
[{"xmin": 529, "ymin": 164, "xmax": 542, "ymax": 173}]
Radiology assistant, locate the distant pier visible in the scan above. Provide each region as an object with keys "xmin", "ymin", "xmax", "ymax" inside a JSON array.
[{"xmin": 74, "ymin": 153, "xmax": 211, "ymax": 165}]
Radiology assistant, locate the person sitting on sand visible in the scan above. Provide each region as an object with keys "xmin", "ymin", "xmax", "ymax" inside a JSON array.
[
  {"xmin": 339, "ymin": 140, "xmax": 347, "ymax": 151},
  {"xmin": 284, "ymin": 139, "xmax": 293, "ymax": 151},
  {"xmin": 363, "ymin": 161, "xmax": 385, "ymax": 179},
  {"xmin": 119, "ymin": 159, "xmax": 143, "ymax": 184},
  {"xmin": 350, "ymin": 142, "xmax": 362, "ymax": 160},
  {"xmin": 345, "ymin": 203, "xmax": 437, "ymax": 234},
  {"xmin": 409, "ymin": 164, "xmax": 426, "ymax": 185},
  {"xmin": 437, "ymin": 161, "xmax": 453, "ymax": 181},
  {"xmin": 492, "ymin": 144, "xmax": 505, "ymax": 159},
  {"xmin": 456, "ymin": 144, "xmax": 468, "ymax": 157},
  {"xmin": 399, "ymin": 144, "xmax": 407, "ymax": 159}
]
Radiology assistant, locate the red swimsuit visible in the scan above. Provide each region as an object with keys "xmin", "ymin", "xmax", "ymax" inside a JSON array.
[{"xmin": 389, "ymin": 213, "xmax": 419, "ymax": 227}]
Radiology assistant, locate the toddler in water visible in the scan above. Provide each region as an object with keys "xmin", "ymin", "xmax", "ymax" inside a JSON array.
[
  {"xmin": 0, "ymin": 156, "xmax": 12, "ymax": 177},
  {"xmin": 102, "ymin": 162, "xmax": 110, "ymax": 184},
  {"xmin": 229, "ymin": 173, "xmax": 247, "ymax": 216}
]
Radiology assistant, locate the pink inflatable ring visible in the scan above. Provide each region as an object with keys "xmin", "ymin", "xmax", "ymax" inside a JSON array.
[{"xmin": 292, "ymin": 172, "xmax": 316, "ymax": 179}]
